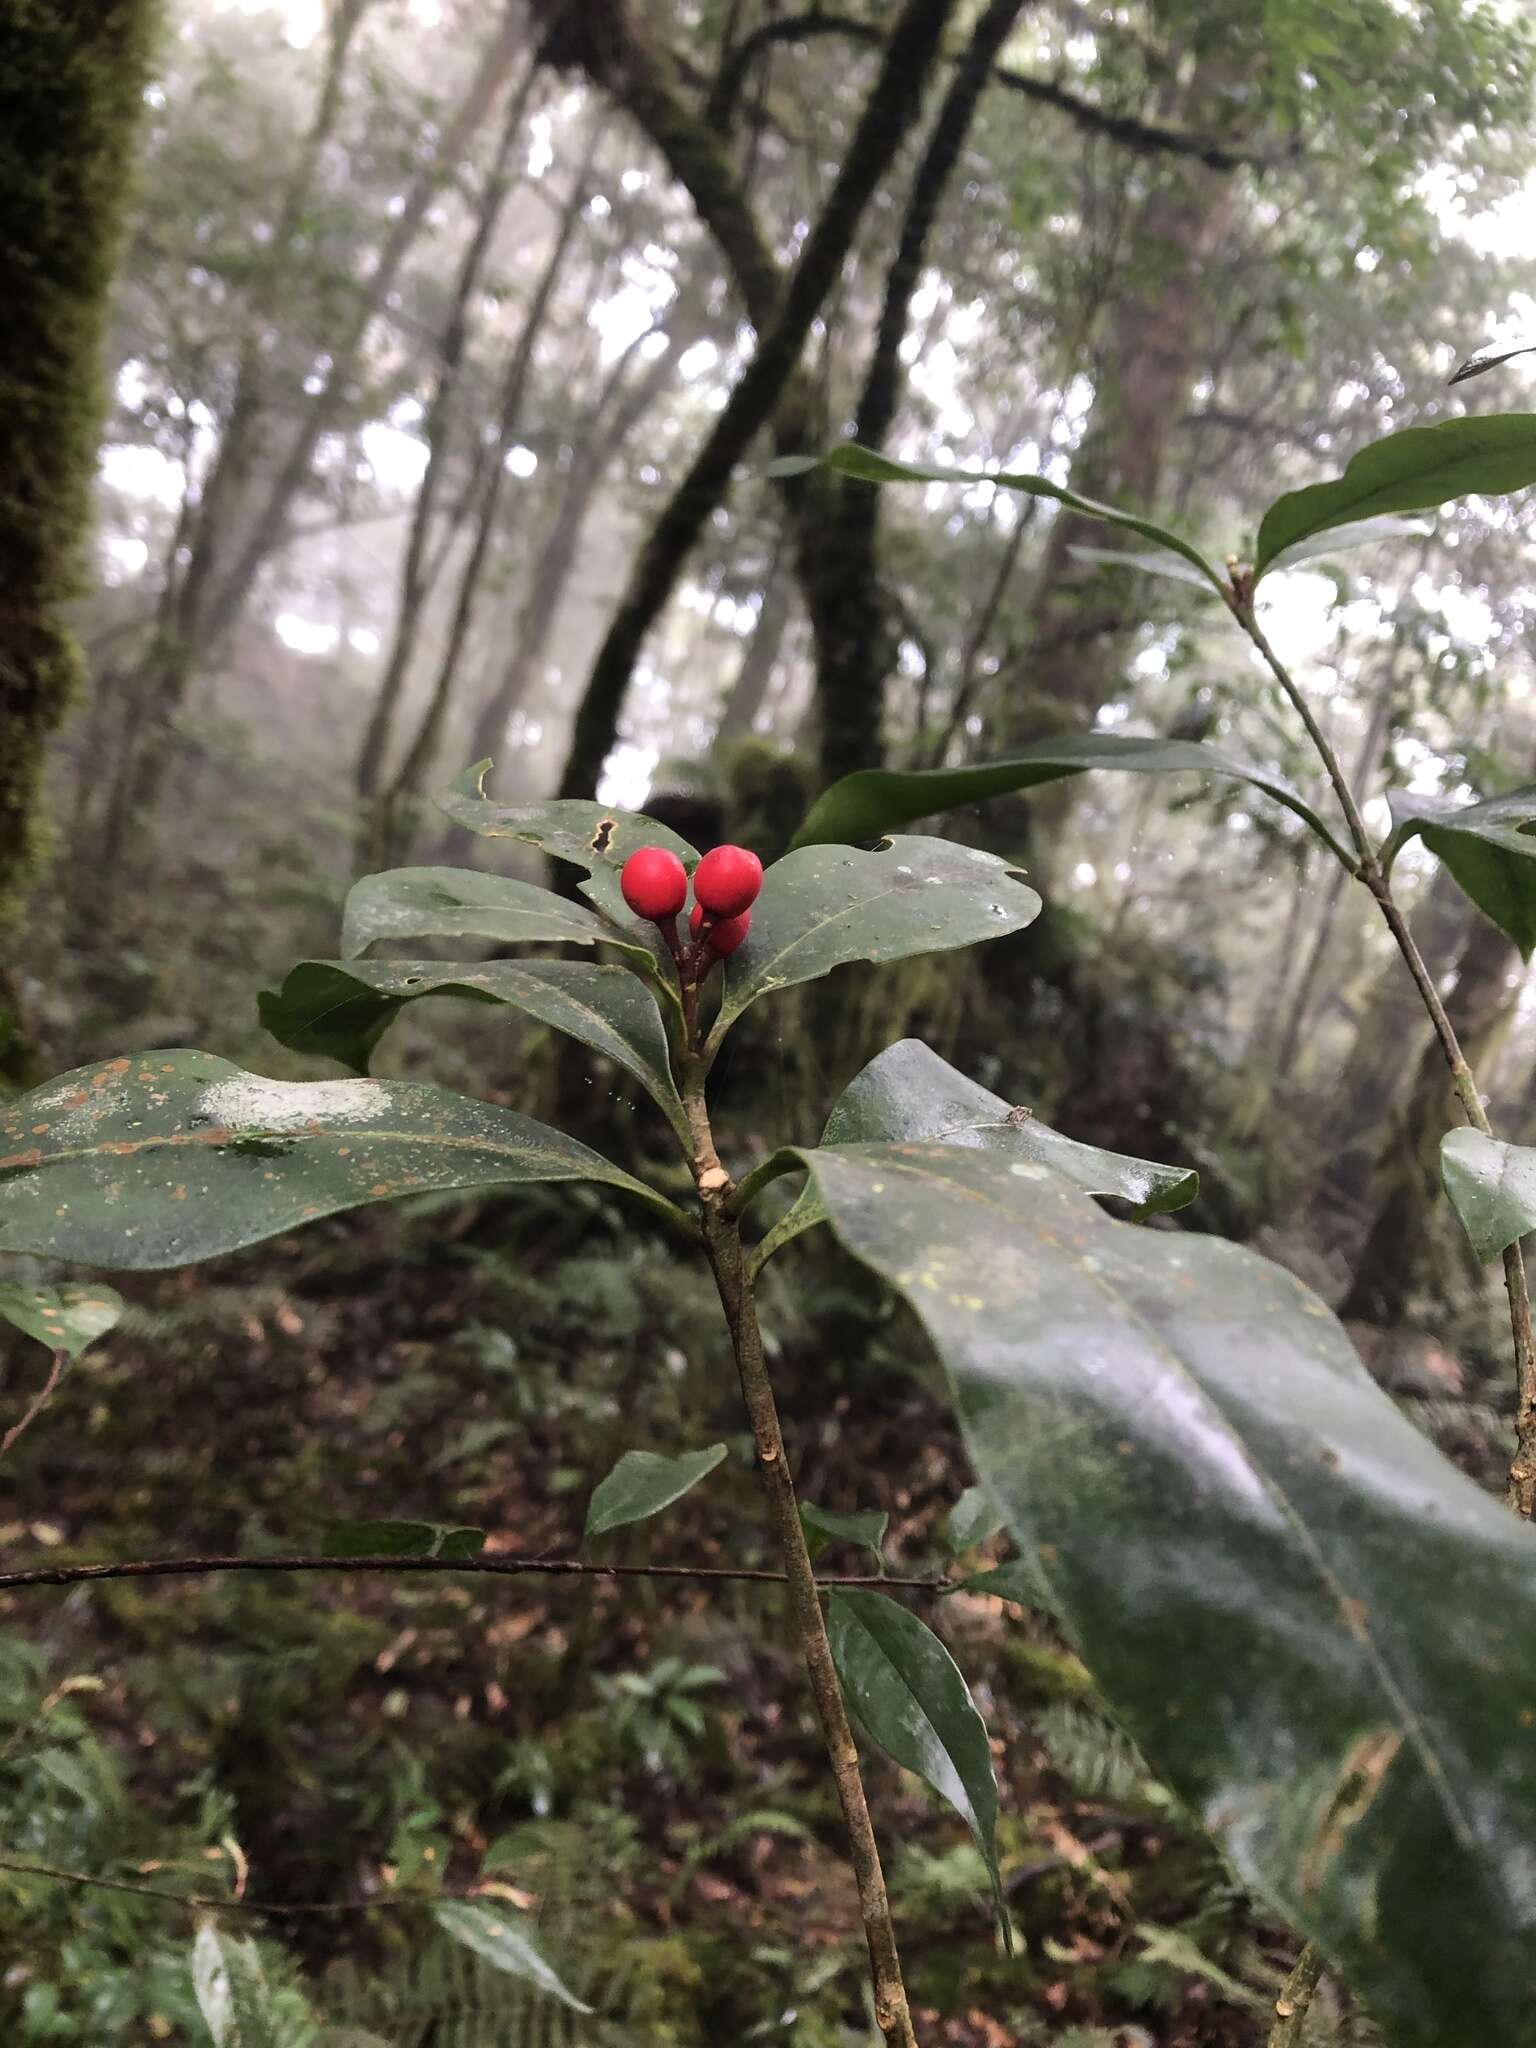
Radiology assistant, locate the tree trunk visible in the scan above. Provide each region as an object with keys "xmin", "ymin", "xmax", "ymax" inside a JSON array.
[
  {"xmin": 353, "ymin": 51, "xmax": 539, "ymax": 822},
  {"xmin": 1339, "ymin": 911, "xmax": 1526, "ymax": 1325},
  {"xmin": 0, "ymin": 0, "xmax": 156, "ymax": 928},
  {"xmin": 556, "ymin": 0, "xmax": 960, "ymax": 801},
  {"xmin": 102, "ymin": 2, "xmax": 526, "ymax": 876},
  {"xmin": 364, "ymin": 113, "xmax": 603, "ymax": 867},
  {"xmin": 716, "ymin": 537, "xmax": 792, "ymax": 743},
  {"xmin": 806, "ymin": 0, "xmax": 1026, "ymax": 790}
]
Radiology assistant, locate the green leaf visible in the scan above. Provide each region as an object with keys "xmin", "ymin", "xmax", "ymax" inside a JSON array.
[
  {"xmin": 0, "ymin": 1281, "xmax": 123, "ymax": 1357},
  {"xmin": 1440, "ymin": 1126, "xmax": 1536, "ymax": 1262},
  {"xmin": 432, "ymin": 1900, "xmax": 592, "ymax": 2014},
  {"xmin": 1384, "ymin": 786, "xmax": 1536, "ymax": 957},
  {"xmin": 340, "ymin": 867, "xmax": 623, "ymax": 962},
  {"xmin": 260, "ymin": 958, "xmax": 689, "ymax": 1144},
  {"xmin": 799, "ymin": 1501, "xmax": 888, "ymax": 1564},
  {"xmin": 435, "ymin": 763, "xmax": 698, "ymax": 929},
  {"xmin": 584, "ymin": 1442, "xmax": 728, "ymax": 1540},
  {"xmin": 799, "ymin": 1139, "xmax": 1536, "ymax": 2045},
  {"xmin": 790, "ymin": 734, "xmax": 1352, "ymax": 868},
  {"xmin": 944, "ymin": 1483, "xmax": 1004, "ymax": 1555},
  {"xmin": 0, "ymin": 1052, "xmax": 683, "ymax": 1269},
  {"xmin": 743, "ymin": 1038, "xmax": 1195, "ymax": 1271},
  {"xmin": 708, "ymin": 838, "xmax": 1040, "ymax": 1053},
  {"xmin": 323, "ymin": 1520, "xmax": 485, "ymax": 1561},
  {"xmin": 1261, "ymin": 513, "xmax": 1434, "ymax": 573},
  {"xmin": 1067, "ymin": 543, "xmax": 1222, "ymax": 591},
  {"xmin": 191, "ymin": 1924, "xmax": 282, "ymax": 2048},
  {"xmin": 1449, "ymin": 343, "xmax": 1536, "ymax": 386},
  {"xmin": 952, "ymin": 1558, "xmax": 1057, "ymax": 1610},
  {"xmin": 826, "ymin": 1589, "xmax": 1008, "ymax": 1945},
  {"xmin": 773, "ymin": 442, "xmax": 1224, "ymax": 591},
  {"xmin": 1255, "ymin": 415, "xmax": 1536, "ymax": 578}
]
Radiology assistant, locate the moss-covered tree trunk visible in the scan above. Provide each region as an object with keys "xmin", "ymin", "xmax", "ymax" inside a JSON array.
[{"xmin": 0, "ymin": 0, "xmax": 157, "ymax": 928}]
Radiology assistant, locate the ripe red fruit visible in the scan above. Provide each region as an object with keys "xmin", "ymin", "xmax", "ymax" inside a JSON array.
[
  {"xmin": 690, "ymin": 903, "xmax": 751, "ymax": 956},
  {"xmin": 692, "ymin": 843, "xmax": 762, "ymax": 917},
  {"xmin": 620, "ymin": 845, "xmax": 688, "ymax": 920}
]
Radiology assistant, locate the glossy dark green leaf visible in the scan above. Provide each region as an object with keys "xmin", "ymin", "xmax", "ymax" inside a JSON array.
[
  {"xmin": 799, "ymin": 1139, "xmax": 1536, "ymax": 2046},
  {"xmin": 743, "ymin": 1038, "xmax": 1195, "ymax": 1270},
  {"xmin": 324, "ymin": 1520, "xmax": 485, "ymax": 1561},
  {"xmin": 0, "ymin": 1052, "xmax": 682, "ymax": 1269},
  {"xmin": 707, "ymin": 839, "xmax": 1040, "ymax": 1053},
  {"xmin": 436, "ymin": 763, "xmax": 698, "ymax": 929},
  {"xmin": 1441, "ymin": 1127, "xmax": 1536, "ymax": 1262},
  {"xmin": 790, "ymin": 734, "xmax": 1352, "ymax": 867},
  {"xmin": 584, "ymin": 1442, "xmax": 727, "ymax": 1540},
  {"xmin": 772, "ymin": 442, "xmax": 1223, "ymax": 591},
  {"xmin": 943, "ymin": 1484, "xmax": 1004, "ymax": 1555},
  {"xmin": 1255, "ymin": 415, "xmax": 1536, "ymax": 577},
  {"xmin": 798, "ymin": 1501, "xmax": 888, "ymax": 1564},
  {"xmin": 826, "ymin": 1589, "xmax": 1007, "ymax": 1942},
  {"xmin": 341, "ymin": 866, "xmax": 620, "ymax": 961},
  {"xmin": 432, "ymin": 1900, "xmax": 592, "ymax": 2014},
  {"xmin": 1384, "ymin": 787, "xmax": 1536, "ymax": 957},
  {"xmin": 259, "ymin": 959, "xmax": 688, "ymax": 1144},
  {"xmin": 0, "ymin": 1281, "xmax": 123, "ymax": 1358}
]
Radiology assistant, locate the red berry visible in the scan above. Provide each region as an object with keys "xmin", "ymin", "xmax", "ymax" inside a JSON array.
[
  {"xmin": 692, "ymin": 843, "xmax": 762, "ymax": 918},
  {"xmin": 691, "ymin": 902, "xmax": 751, "ymax": 955},
  {"xmin": 620, "ymin": 845, "xmax": 687, "ymax": 920}
]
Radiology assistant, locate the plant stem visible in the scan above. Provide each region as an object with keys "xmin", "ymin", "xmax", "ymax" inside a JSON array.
[
  {"xmin": 0, "ymin": 1348, "xmax": 66, "ymax": 1459},
  {"xmin": 686, "ymin": 1071, "xmax": 919, "ymax": 2048},
  {"xmin": 1267, "ymin": 1940, "xmax": 1326, "ymax": 2048},
  {"xmin": 1234, "ymin": 597, "xmax": 1536, "ymax": 1518}
]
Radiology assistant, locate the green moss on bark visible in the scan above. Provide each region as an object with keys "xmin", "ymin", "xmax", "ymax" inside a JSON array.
[{"xmin": 0, "ymin": 0, "xmax": 158, "ymax": 927}]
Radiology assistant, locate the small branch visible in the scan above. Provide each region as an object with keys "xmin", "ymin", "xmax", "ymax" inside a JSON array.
[
  {"xmin": 0, "ymin": 1851, "xmax": 516, "ymax": 1918},
  {"xmin": 1231, "ymin": 592, "xmax": 1536, "ymax": 1516},
  {"xmin": 0, "ymin": 1552, "xmax": 951, "ymax": 1597},
  {"xmin": 1, "ymin": 1350, "xmax": 67, "ymax": 1459},
  {"xmin": 1267, "ymin": 1941, "xmax": 1326, "ymax": 2047}
]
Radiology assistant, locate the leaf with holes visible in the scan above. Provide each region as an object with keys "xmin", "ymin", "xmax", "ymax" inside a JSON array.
[
  {"xmin": 1255, "ymin": 415, "xmax": 1536, "ymax": 577},
  {"xmin": 790, "ymin": 734, "xmax": 1350, "ymax": 866},
  {"xmin": 797, "ymin": 1138, "xmax": 1536, "ymax": 2046},
  {"xmin": 707, "ymin": 840, "xmax": 1039, "ymax": 1053},
  {"xmin": 436, "ymin": 763, "xmax": 698, "ymax": 930},
  {"xmin": 827, "ymin": 1589, "xmax": 1008, "ymax": 1943},
  {"xmin": 1384, "ymin": 787, "xmax": 1536, "ymax": 957},
  {"xmin": 432, "ymin": 1900, "xmax": 592, "ymax": 2013},
  {"xmin": 0, "ymin": 1052, "xmax": 683, "ymax": 1270},
  {"xmin": 1441, "ymin": 1127, "xmax": 1536, "ymax": 1262},
  {"xmin": 0, "ymin": 1281, "xmax": 123, "ymax": 1358},
  {"xmin": 770, "ymin": 442, "xmax": 1223, "ymax": 591},
  {"xmin": 260, "ymin": 958, "xmax": 688, "ymax": 1144},
  {"xmin": 584, "ymin": 1443, "xmax": 728, "ymax": 1540}
]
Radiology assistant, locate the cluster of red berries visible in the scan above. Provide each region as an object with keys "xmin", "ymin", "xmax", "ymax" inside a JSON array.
[{"xmin": 620, "ymin": 842, "xmax": 763, "ymax": 967}]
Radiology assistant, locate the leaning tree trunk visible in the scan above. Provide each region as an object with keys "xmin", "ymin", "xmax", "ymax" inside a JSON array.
[
  {"xmin": 1339, "ymin": 910, "xmax": 1526, "ymax": 1326},
  {"xmin": 556, "ymin": 0, "xmax": 959, "ymax": 800},
  {"xmin": 0, "ymin": 0, "xmax": 156, "ymax": 934}
]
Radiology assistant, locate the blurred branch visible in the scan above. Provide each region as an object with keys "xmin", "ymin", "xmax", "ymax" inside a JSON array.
[
  {"xmin": 0, "ymin": 1350, "xmax": 66, "ymax": 1460},
  {"xmin": 708, "ymin": 9, "xmax": 1275, "ymax": 169},
  {"xmin": 0, "ymin": 1552, "xmax": 952, "ymax": 1594}
]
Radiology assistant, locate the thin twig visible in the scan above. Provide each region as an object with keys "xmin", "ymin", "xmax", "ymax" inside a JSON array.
[
  {"xmin": 1233, "ymin": 593, "xmax": 1536, "ymax": 1516},
  {"xmin": 0, "ymin": 1350, "xmax": 67, "ymax": 1459},
  {"xmin": 0, "ymin": 1552, "xmax": 950, "ymax": 1597},
  {"xmin": 1266, "ymin": 1941, "xmax": 1326, "ymax": 2047},
  {"xmin": 0, "ymin": 1852, "xmax": 514, "ymax": 1918}
]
